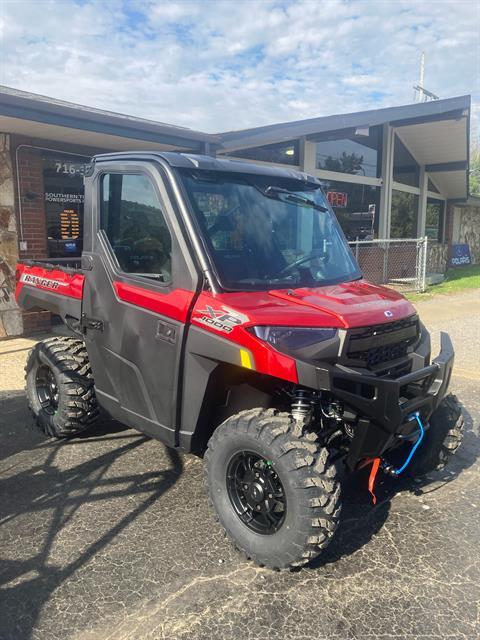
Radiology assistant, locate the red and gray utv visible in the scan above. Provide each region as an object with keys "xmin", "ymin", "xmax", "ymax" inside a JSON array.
[{"xmin": 15, "ymin": 152, "xmax": 464, "ymax": 569}]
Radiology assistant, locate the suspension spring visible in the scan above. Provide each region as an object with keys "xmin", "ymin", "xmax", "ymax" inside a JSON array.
[{"xmin": 291, "ymin": 389, "xmax": 314, "ymax": 425}]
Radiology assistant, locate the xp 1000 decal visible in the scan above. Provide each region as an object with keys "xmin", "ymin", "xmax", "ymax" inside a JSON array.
[{"xmin": 196, "ymin": 305, "xmax": 249, "ymax": 333}]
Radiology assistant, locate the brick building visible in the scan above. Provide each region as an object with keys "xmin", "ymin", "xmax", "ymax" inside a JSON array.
[{"xmin": 0, "ymin": 87, "xmax": 217, "ymax": 336}]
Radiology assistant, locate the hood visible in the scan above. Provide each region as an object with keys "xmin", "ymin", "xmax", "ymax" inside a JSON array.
[
  {"xmin": 200, "ymin": 279, "xmax": 416, "ymax": 329},
  {"xmin": 268, "ymin": 280, "xmax": 416, "ymax": 328}
]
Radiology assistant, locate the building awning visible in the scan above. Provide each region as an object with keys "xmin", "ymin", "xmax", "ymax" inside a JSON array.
[
  {"xmin": 0, "ymin": 85, "xmax": 471, "ymax": 200},
  {"xmin": 394, "ymin": 115, "xmax": 468, "ymax": 199},
  {"xmin": 219, "ymin": 95, "xmax": 471, "ymax": 200},
  {"xmin": 0, "ymin": 85, "xmax": 219, "ymax": 153}
]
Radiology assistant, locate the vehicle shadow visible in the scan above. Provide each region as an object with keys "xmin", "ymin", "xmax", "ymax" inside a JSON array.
[
  {"xmin": 310, "ymin": 403, "xmax": 479, "ymax": 570},
  {"xmin": 0, "ymin": 390, "xmax": 132, "ymax": 464},
  {"xmin": 0, "ymin": 393, "xmax": 183, "ymax": 640},
  {"xmin": 309, "ymin": 467, "xmax": 392, "ymax": 570},
  {"xmin": 0, "ymin": 390, "xmax": 45, "ymax": 463}
]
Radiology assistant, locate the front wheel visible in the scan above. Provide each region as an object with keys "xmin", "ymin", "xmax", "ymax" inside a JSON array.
[{"xmin": 204, "ymin": 409, "xmax": 341, "ymax": 570}]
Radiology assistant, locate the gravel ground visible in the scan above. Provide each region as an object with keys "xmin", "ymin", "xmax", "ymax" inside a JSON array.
[{"xmin": 0, "ymin": 290, "xmax": 479, "ymax": 640}]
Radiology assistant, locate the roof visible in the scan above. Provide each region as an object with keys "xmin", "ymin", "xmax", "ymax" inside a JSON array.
[
  {"xmin": 219, "ymin": 95, "xmax": 471, "ymax": 150},
  {"xmin": 0, "ymin": 85, "xmax": 471, "ymax": 199},
  {"xmin": 93, "ymin": 151, "xmax": 321, "ymax": 185},
  {"xmin": 455, "ymin": 195, "xmax": 480, "ymax": 207},
  {"xmin": 218, "ymin": 95, "xmax": 471, "ymax": 200},
  {"xmin": 0, "ymin": 84, "xmax": 218, "ymax": 152}
]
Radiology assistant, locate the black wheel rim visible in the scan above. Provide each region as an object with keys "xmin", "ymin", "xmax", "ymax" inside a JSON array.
[
  {"xmin": 35, "ymin": 364, "xmax": 59, "ymax": 415},
  {"xmin": 226, "ymin": 451, "xmax": 286, "ymax": 535}
]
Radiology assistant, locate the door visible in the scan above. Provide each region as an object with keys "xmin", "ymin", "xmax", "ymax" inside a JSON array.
[{"xmin": 82, "ymin": 161, "xmax": 198, "ymax": 445}]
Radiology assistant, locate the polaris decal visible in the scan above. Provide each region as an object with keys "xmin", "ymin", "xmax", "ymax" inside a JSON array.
[
  {"xmin": 196, "ymin": 305, "xmax": 249, "ymax": 333},
  {"xmin": 20, "ymin": 273, "xmax": 68, "ymax": 290}
]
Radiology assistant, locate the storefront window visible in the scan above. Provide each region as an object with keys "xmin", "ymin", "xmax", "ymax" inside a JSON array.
[
  {"xmin": 315, "ymin": 126, "xmax": 381, "ymax": 178},
  {"xmin": 319, "ymin": 179, "xmax": 380, "ymax": 240},
  {"xmin": 393, "ymin": 135, "xmax": 419, "ymax": 187},
  {"xmin": 43, "ymin": 153, "xmax": 89, "ymax": 258},
  {"xmin": 233, "ymin": 140, "xmax": 299, "ymax": 165},
  {"xmin": 425, "ymin": 198, "xmax": 444, "ymax": 242},
  {"xmin": 390, "ymin": 190, "xmax": 419, "ymax": 238}
]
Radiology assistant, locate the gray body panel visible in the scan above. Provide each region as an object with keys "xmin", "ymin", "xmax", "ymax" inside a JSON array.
[
  {"xmin": 17, "ymin": 283, "xmax": 82, "ymax": 324},
  {"xmin": 81, "ymin": 159, "xmax": 200, "ymax": 445}
]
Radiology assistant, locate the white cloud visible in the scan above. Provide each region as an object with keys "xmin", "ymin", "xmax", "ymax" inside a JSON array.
[
  {"xmin": 0, "ymin": 0, "xmax": 477, "ymax": 133},
  {"xmin": 343, "ymin": 75, "xmax": 382, "ymax": 88}
]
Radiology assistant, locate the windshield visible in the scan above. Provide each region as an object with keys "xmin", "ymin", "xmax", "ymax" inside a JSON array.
[{"xmin": 179, "ymin": 169, "xmax": 361, "ymax": 291}]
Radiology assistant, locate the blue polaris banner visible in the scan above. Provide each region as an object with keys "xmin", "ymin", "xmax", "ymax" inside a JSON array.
[{"xmin": 450, "ymin": 244, "xmax": 472, "ymax": 267}]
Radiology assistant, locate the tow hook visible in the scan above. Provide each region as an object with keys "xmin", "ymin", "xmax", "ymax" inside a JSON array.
[
  {"xmin": 380, "ymin": 462, "xmax": 399, "ymax": 478},
  {"xmin": 368, "ymin": 413, "xmax": 426, "ymax": 504}
]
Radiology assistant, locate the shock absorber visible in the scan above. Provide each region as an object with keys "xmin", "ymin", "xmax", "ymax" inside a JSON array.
[{"xmin": 291, "ymin": 389, "xmax": 314, "ymax": 428}]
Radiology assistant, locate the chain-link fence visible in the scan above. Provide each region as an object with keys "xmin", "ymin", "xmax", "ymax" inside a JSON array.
[{"xmin": 349, "ymin": 237, "xmax": 428, "ymax": 293}]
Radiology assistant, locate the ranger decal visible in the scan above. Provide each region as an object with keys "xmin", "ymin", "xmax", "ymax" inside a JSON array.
[{"xmin": 20, "ymin": 273, "xmax": 68, "ymax": 290}]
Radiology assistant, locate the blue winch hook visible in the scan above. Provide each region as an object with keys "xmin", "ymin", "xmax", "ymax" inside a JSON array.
[
  {"xmin": 391, "ymin": 412, "xmax": 425, "ymax": 475},
  {"xmin": 368, "ymin": 413, "xmax": 425, "ymax": 504}
]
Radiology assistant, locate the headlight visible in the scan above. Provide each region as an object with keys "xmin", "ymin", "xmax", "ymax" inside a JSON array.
[{"xmin": 248, "ymin": 326, "xmax": 337, "ymax": 353}]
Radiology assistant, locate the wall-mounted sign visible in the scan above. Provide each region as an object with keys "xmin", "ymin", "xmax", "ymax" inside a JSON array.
[
  {"xmin": 54, "ymin": 161, "xmax": 89, "ymax": 176},
  {"xmin": 327, "ymin": 191, "xmax": 348, "ymax": 208},
  {"xmin": 43, "ymin": 153, "xmax": 87, "ymax": 259},
  {"xmin": 60, "ymin": 209, "xmax": 80, "ymax": 239},
  {"xmin": 450, "ymin": 244, "xmax": 471, "ymax": 267},
  {"xmin": 45, "ymin": 192, "xmax": 85, "ymax": 204}
]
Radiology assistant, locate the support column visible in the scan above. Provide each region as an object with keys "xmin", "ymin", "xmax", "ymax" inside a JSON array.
[
  {"xmin": 0, "ymin": 133, "xmax": 23, "ymax": 337},
  {"xmin": 417, "ymin": 165, "xmax": 428, "ymax": 237},
  {"xmin": 378, "ymin": 124, "xmax": 394, "ymax": 238},
  {"xmin": 299, "ymin": 137, "xmax": 317, "ymax": 173}
]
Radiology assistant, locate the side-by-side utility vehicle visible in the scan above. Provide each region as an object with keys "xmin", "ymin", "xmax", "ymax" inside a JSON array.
[{"xmin": 16, "ymin": 152, "xmax": 464, "ymax": 569}]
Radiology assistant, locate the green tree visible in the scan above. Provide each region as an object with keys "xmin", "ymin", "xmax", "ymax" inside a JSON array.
[
  {"xmin": 470, "ymin": 147, "xmax": 480, "ymax": 196},
  {"xmin": 390, "ymin": 191, "xmax": 416, "ymax": 238},
  {"xmin": 322, "ymin": 152, "xmax": 364, "ymax": 174}
]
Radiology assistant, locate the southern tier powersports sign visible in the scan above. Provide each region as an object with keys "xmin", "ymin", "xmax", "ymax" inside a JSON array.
[{"xmin": 44, "ymin": 192, "xmax": 85, "ymax": 204}]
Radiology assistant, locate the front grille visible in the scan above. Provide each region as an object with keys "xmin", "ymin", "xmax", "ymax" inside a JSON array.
[{"xmin": 345, "ymin": 315, "xmax": 420, "ymax": 370}]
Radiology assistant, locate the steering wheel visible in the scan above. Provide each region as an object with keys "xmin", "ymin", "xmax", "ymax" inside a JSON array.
[
  {"xmin": 279, "ymin": 250, "xmax": 327, "ymax": 276},
  {"xmin": 207, "ymin": 204, "xmax": 240, "ymax": 236}
]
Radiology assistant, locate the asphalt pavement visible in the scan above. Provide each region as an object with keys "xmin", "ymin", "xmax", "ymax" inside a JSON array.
[{"xmin": 0, "ymin": 290, "xmax": 479, "ymax": 640}]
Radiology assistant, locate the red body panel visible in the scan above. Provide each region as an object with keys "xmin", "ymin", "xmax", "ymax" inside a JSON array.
[
  {"xmin": 191, "ymin": 291, "xmax": 299, "ymax": 383},
  {"xmin": 112, "ymin": 281, "xmax": 194, "ymax": 323},
  {"xmin": 192, "ymin": 280, "xmax": 415, "ymax": 330},
  {"xmin": 16, "ymin": 260, "xmax": 416, "ymax": 385},
  {"xmin": 190, "ymin": 280, "xmax": 415, "ymax": 382},
  {"xmin": 267, "ymin": 280, "xmax": 415, "ymax": 328},
  {"xmin": 15, "ymin": 263, "xmax": 85, "ymax": 301}
]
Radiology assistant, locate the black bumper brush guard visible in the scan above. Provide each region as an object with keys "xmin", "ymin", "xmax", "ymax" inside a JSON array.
[{"xmin": 316, "ymin": 332, "xmax": 454, "ymax": 470}]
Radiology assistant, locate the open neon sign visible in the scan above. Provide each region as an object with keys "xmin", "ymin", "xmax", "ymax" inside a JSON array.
[{"xmin": 327, "ymin": 191, "xmax": 348, "ymax": 208}]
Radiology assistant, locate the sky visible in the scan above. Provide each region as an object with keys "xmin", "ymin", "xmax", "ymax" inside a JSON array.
[{"xmin": 0, "ymin": 0, "xmax": 478, "ymax": 134}]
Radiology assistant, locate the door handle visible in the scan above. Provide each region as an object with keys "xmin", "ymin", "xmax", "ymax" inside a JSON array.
[
  {"xmin": 81, "ymin": 255, "xmax": 94, "ymax": 271},
  {"xmin": 156, "ymin": 321, "xmax": 177, "ymax": 344},
  {"xmin": 80, "ymin": 314, "xmax": 104, "ymax": 332}
]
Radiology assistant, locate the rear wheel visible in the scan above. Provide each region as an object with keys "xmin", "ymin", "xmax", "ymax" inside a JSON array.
[
  {"xmin": 409, "ymin": 394, "xmax": 464, "ymax": 476},
  {"xmin": 25, "ymin": 337, "xmax": 99, "ymax": 438},
  {"xmin": 204, "ymin": 408, "xmax": 341, "ymax": 570}
]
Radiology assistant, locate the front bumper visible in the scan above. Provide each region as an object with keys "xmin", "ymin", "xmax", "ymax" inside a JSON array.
[{"xmin": 297, "ymin": 332, "xmax": 455, "ymax": 469}]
